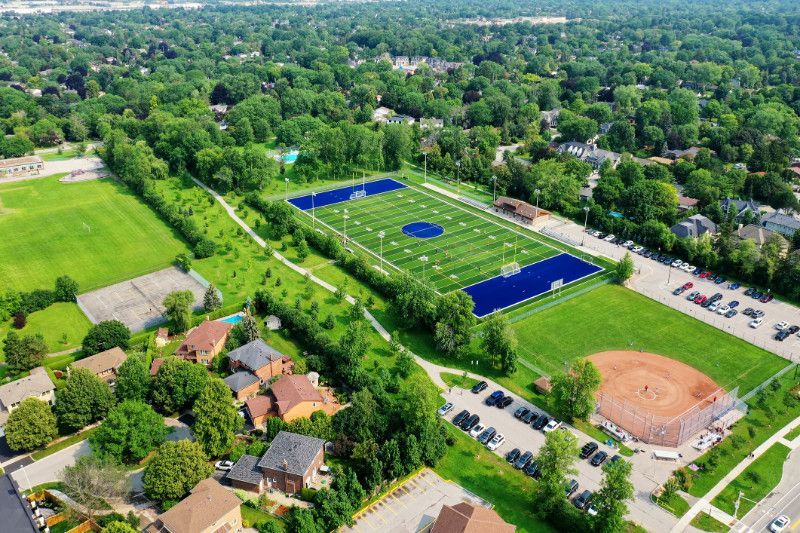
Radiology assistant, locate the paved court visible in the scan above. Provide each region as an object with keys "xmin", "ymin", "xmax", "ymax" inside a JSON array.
[
  {"xmin": 77, "ymin": 266, "xmax": 209, "ymax": 332},
  {"xmin": 344, "ymin": 469, "xmax": 491, "ymax": 533}
]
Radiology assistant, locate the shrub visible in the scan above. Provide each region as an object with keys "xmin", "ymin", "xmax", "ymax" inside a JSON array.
[{"xmin": 12, "ymin": 312, "xmax": 26, "ymax": 329}]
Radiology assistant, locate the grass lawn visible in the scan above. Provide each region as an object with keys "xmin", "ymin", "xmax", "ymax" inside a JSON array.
[
  {"xmin": 39, "ymin": 148, "xmax": 80, "ymax": 161},
  {"xmin": 656, "ymin": 493, "xmax": 690, "ymax": 517},
  {"xmin": 441, "ymin": 372, "xmax": 479, "ymax": 390},
  {"xmin": 0, "ymin": 303, "xmax": 91, "ymax": 359},
  {"xmin": 31, "ymin": 427, "xmax": 97, "ymax": 460},
  {"xmin": 436, "ymin": 424, "xmax": 555, "ymax": 533},
  {"xmin": 784, "ymin": 424, "xmax": 800, "ymax": 442},
  {"xmin": 240, "ymin": 504, "xmax": 286, "ymax": 530},
  {"xmin": 711, "ymin": 443, "xmax": 791, "ymax": 517},
  {"xmin": 509, "ymin": 284, "xmax": 786, "ymax": 395},
  {"xmin": 690, "ymin": 512, "xmax": 729, "ymax": 532},
  {"xmin": 0, "ymin": 175, "xmax": 189, "ymax": 292}
]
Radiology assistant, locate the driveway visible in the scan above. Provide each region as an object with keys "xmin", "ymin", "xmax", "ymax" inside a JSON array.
[
  {"xmin": 166, "ymin": 416, "xmax": 193, "ymax": 441},
  {"xmin": 9, "ymin": 440, "xmax": 90, "ymax": 491}
]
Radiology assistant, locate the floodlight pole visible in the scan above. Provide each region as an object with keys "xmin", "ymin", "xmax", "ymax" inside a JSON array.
[
  {"xmin": 456, "ymin": 160, "xmax": 461, "ymax": 194},
  {"xmin": 492, "ymin": 175, "xmax": 497, "ymax": 202},
  {"xmin": 420, "ymin": 256, "xmax": 428, "ymax": 279},
  {"xmin": 582, "ymin": 206, "xmax": 590, "ymax": 246},
  {"xmin": 534, "ymin": 188, "xmax": 541, "ymax": 219},
  {"xmin": 423, "ymin": 152, "xmax": 428, "ymax": 183},
  {"xmin": 343, "ymin": 210, "xmax": 349, "ymax": 242},
  {"xmin": 378, "ymin": 231, "xmax": 385, "ymax": 272},
  {"xmin": 311, "ymin": 192, "xmax": 316, "ymax": 228},
  {"xmin": 284, "ymin": 177, "xmax": 289, "ymax": 200}
]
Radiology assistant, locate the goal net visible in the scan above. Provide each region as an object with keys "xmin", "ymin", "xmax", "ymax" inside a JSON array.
[
  {"xmin": 349, "ymin": 189, "xmax": 367, "ymax": 200},
  {"xmin": 500, "ymin": 262, "xmax": 521, "ymax": 277}
]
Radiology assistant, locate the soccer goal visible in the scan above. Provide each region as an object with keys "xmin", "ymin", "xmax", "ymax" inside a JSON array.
[
  {"xmin": 500, "ymin": 261, "xmax": 521, "ymax": 277},
  {"xmin": 349, "ymin": 189, "xmax": 367, "ymax": 200}
]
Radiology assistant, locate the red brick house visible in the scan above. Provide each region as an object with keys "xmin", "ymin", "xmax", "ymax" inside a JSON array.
[
  {"xmin": 223, "ymin": 372, "xmax": 261, "ymax": 402},
  {"xmin": 227, "ymin": 339, "xmax": 293, "ymax": 382},
  {"xmin": 175, "ymin": 320, "xmax": 233, "ymax": 366},
  {"xmin": 244, "ymin": 395, "xmax": 273, "ymax": 427}
]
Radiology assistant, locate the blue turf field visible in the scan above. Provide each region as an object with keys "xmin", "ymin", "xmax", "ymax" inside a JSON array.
[
  {"xmin": 288, "ymin": 178, "xmax": 407, "ymax": 210},
  {"xmin": 463, "ymin": 253, "xmax": 603, "ymax": 317}
]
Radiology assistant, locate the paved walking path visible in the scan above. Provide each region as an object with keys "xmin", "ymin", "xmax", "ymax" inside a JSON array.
[{"xmin": 671, "ymin": 413, "xmax": 800, "ymax": 532}]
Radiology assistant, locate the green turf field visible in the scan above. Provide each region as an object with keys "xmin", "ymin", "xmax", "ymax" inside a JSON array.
[
  {"xmin": 0, "ymin": 303, "xmax": 92, "ymax": 358},
  {"xmin": 306, "ymin": 183, "xmax": 580, "ymax": 294},
  {"xmin": 509, "ymin": 284, "xmax": 787, "ymax": 395},
  {"xmin": 0, "ymin": 175, "xmax": 189, "ymax": 292}
]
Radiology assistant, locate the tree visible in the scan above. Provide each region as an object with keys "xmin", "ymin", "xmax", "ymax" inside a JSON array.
[
  {"xmin": 63, "ymin": 456, "xmax": 130, "ymax": 520},
  {"xmin": 90, "ymin": 400, "xmax": 168, "ymax": 464},
  {"xmin": 615, "ymin": 252, "xmax": 635, "ymax": 284},
  {"xmin": 237, "ymin": 311, "xmax": 260, "ymax": 343},
  {"xmin": 102, "ymin": 523, "xmax": 139, "ymax": 533},
  {"xmin": 142, "ymin": 440, "xmax": 213, "ymax": 504},
  {"xmin": 163, "ymin": 290, "xmax": 195, "ymax": 333},
  {"xmin": 4, "ymin": 397, "xmax": 57, "ymax": 451},
  {"xmin": 433, "ymin": 291, "xmax": 476, "ymax": 357},
  {"xmin": 481, "ymin": 312, "xmax": 517, "ymax": 373},
  {"xmin": 82, "ymin": 320, "xmax": 131, "ymax": 355},
  {"xmin": 54, "ymin": 275, "xmax": 79, "ymax": 302},
  {"xmin": 114, "ymin": 355, "xmax": 150, "ymax": 402},
  {"xmin": 151, "ymin": 357, "xmax": 208, "ymax": 413},
  {"xmin": 3, "ymin": 331, "xmax": 47, "ymax": 373},
  {"xmin": 175, "ymin": 253, "xmax": 192, "ymax": 272},
  {"xmin": 535, "ymin": 428, "xmax": 579, "ymax": 514},
  {"xmin": 382, "ymin": 124, "xmax": 411, "ymax": 170},
  {"xmin": 550, "ymin": 359, "xmax": 602, "ymax": 422},
  {"xmin": 203, "ymin": 284, "xmax": 222, "ymax": 312},
  {"xmin": 55, "ymin": 368, "xmax": 115, "ymax": 432},
  {"xmin": 592, "ymin": 460, "xmax": 634, "ymax": 533},
  {"xmin": 193, "ymin": 378, "xmax": 242, "ymax": 457}
]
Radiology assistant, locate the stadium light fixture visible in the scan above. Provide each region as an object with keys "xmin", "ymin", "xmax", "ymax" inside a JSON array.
[
  {"xmin": 582, "ymin": 206, "xmax": 590, "ymax": 246},
  {"xmin": 534, "ymin": 188, "xmax": 541, "ymax": 219},
  {"xmin": 378, "ymin": 230, "xmax": 385, "ymax": 272}
]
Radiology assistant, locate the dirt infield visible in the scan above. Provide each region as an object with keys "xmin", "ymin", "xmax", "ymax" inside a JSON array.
[{"xmin": 588, "ymin": 350, "xmax": 723, "ymax": 419}]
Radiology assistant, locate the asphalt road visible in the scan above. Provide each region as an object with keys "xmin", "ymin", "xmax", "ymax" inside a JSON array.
[
  {"xmin": 10, "ymin": 440, "xmax": 90, "ymax": 491},
  {"xmin": 738, "ymin": 445, "xmax": 800, "ymax": 532}
]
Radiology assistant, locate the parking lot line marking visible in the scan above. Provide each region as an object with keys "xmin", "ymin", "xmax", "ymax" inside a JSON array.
[
  {"xmin": 390, "ymin": 494, "xmax": 407, "ymax": 508},
  {"xmin": 382, "ymin": 502, "xmax": 398, "ymax": 516},
  {"xmin": 419, "ymin": 474, "xmax": 437, "ymax": 488},
  {"xmin": 791, "ymin": 517, "xmax": 800, "ymax": 530}
]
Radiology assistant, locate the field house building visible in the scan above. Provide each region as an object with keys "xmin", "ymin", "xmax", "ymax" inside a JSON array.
[
  {"xmin": 0, "ymin": 156, "xmax": 43, "ymax": 178},
  {"xmin": 493, "ymin": 196, "xmax": 548, "ymax": 225}
]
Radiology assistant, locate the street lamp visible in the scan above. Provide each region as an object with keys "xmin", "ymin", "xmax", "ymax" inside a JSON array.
[
  {"xmin": 492, "ymin": 175, "xmax": 497, "ymax": 202},
  {"xmin": 456, "ymin": 160, "xmax": 461, "ymax": 194},
  {"xmin": 311, "ymin": 191, "xmax": 317, "ymax": 228},
  {"xmin": 423, "ymin": 152, "xmax": 428, "ymax": 183},
  {"xmin": 343, "ymin": 209, "xmax": 349, "ymax": 242},
  {"xmin": 284, "ymin": 177, "xmax": 289, "ymax": 200},
  {"xmin": 534, "ymin": 188, "xmax": 541, "ymax": 219},
  {"xmin": 378, "ymin": 231, "xmax": 385, "ymax": 273},
  {"xmin": 420, "ymin": 255, "xmax": 428, "ymax": 279},
  {"xmin": 582, "ymin": 206, "xmax": 590, "ymax": 246}
]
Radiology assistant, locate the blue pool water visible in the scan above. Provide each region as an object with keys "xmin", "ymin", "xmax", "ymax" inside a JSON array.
[
  {"xmin": 218, "ymin": 315, "xmax": 243, "ymax": 324},
  {"xmin": 281, "ymin": 151, "xmax": 299, "ymax": 163}
]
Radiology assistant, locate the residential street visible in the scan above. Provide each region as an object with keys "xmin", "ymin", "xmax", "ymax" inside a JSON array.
[{"xmin": 9, "ymin": 440, "xmax": 90, "ymax": 491}]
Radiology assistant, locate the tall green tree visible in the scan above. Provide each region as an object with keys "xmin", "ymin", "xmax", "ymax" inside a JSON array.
[
  {"xmin": 163, "ymin": 290, "xmax": 195, "ymax": 333},
  {"xmin": 203, "ymin": 284, "xmax": 222, "ymax": 312},
  {"xmin": 4, "ymin": 397, "xmax": 57, "ymax": 451},
  {"xmin": 3, "ymin": 331, "xmax": 47, "ymax": 373},
  {"xmin": 114, "ymin": 355, "xmax": 150, "ymax": 402},
  {"xmin": 142, "ymin": 440, "xmax": 213, "ymax": 504},
  {"xmin": 551, "ymin": 359, "xmax": 602, "ymax": 422},
  {"xmin": 592, "ymin": 460, "xmax": 635, "ymax": 533},
  {"xmin": 433, "ymin": 291, "xmax": 476, "ymax": 357},
  {"xmin": 55, "ymin": 368, "xmax": 115, "ymax": 432},
  {"xmin": 535, "ymin": 428, "xmax": 579, "ymax": 514},
  {"xmin": 382, "ymin": 124, "xmax": 411, "ymax": 170},
  {"xmin": 151, "ymin": 357, "xmax": 208, "ymax": 413},
  {"xmin": 90, "ymin": 400, "xmax": 168, "ymax": 464},
  {"xmin": 615, "ymin": 252, "xmax": 635, "ymax": 284},
  {"xmin": 193, "ymin": 378, "xmax": 242, "ymax": 458},
  {"xmin": 54, "ymin": 275, "xmax": 79, "ymax": 302},
  {"xmin": 481, "ymin": 312, "xmax": 517, "ymax": 374},
  {"xmin": 82, "ymin": 320, "xmax": 130, "ymax": 355}
]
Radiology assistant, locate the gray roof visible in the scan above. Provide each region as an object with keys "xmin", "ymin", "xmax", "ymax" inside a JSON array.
[
  {"xmin": 228, "ymin": 339, "xmax": 284, "ymax": 371},
  {"xmin": 763, "ymin": 212, "xmax": 800, "ymax": 231},
  {"xmin": 226, "ymin": 455, "xmax": 263, "ymax": 485},
  {"xmin": 0, "ymin": 367, "xmax": 55, "ymax": 411},
  {"xmin": 257, "ymin": 431, "xmax": 325, "ymax": 476},
  {"xmin": 721, "ymin": 198, "xmax": 761, "ymax": 217},
  {"xmin": 0, "ymin": 475, "xmax": 38, "ymax": 533},
  {"xmin": 223, "ymin": 371, "xmax": 259, "ymax": 393},
  {"xmin": 670, "ymin": 214, "xmax": 717, "ymax": 239}
]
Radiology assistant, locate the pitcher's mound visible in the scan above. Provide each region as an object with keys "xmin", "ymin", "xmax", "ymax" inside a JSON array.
[{"xmin": 587, "ymin": 351, "xmax": 722, "ymax": 418}]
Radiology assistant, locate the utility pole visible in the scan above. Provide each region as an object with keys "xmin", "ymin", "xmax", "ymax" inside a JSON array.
[
  {"xmin": 284, "ymin": 177, "xmax": 289, "ymax": 200},
  {"xmin": 423, "ymin": 152, "xmax": 428, "ymax": 183},
  {"xmin": 534, "ymin": 188, "xmax": 541, "ymax": 219},
  {"xmin": 582, "ymin": 206, "xmax": 590, "ymax": 246},
  {"xmin": 492, "ymin": 175, "xmax": 497, "ymax": 202},
  {"xmin": 378, "ymin": 230, "xmax": 385, "ymax": 273}
]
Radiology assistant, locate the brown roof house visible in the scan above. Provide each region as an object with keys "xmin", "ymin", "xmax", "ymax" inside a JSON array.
[
  {"xmin": 0, "ymin": 156, "xmax": 43, "ymax": 177},
  {"xmin": 0, "ymin": 367, "xmax": 56, "ymax": 429},
  {"xmin": 228, "ymin": 339, "xmax": 293, "ymax": 383},
  {"xmin": 270, "ymin": 374, "xmax": 340, "ymax": 422},
  {"xmin": 430, "ymin": 503, "xmax": 515, "ymax": 533},
  {"xmin": 147, "ymin": 478, "xmax": 242, "ymax": 533},
  {"xmin": 492, "ymin": 196, "xmax": 548, "ymax": 225},
  {"xmin": 244, "ymin": 395, "xmax": 273, "ymax": 428},
  {"xmin": 226, "ymin": 431, "xmax": 325, "ymax": 494},
  {"xmin": 69, "ymin": 347, "xmax": 127, "ymax": 382},
  {"xmin": 175, "ymin": 320, "xmax": 233, "ymax": 366}
]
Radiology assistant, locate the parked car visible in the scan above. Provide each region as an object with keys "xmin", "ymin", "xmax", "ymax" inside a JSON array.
[
  {"xmin": 215, "ymin": 460, "xmax": 234, "ymax": 471},
  {"xmin": 725, "ymin": 309, "xmax": 738, "ymax": 318},
  {"xmin": 522, "ymin": 410, "xmax": 537, "ymax": 424},
  {"xmin": 590, "ymin": 451, "xmax": 608, "ymax": 466},
  {"xmin": 469, "ymin": 423, "xmax": 485, "ymax": 438},
  {"xmin": 497, "ymin": 396, "xmax": 514, "ymax": 408},
  {"xmin": 699, "ymin": 271, "xmax": 711, "ymax": 278},
  {"xmin": 514, "ymin": 451, "xmax": 533, "ymax": 469},
  {"xmin": 485, "ymin": 390, "xmax": 504, "ymax": 406},
  {"xmin": 686, "ymin": 291, "xmax": 700, "ymax": 301},
  {"xmin": 749, "ymin": 317, "xmax": 764, "ymax": 329},
  {"xmin": 775, "ymin": 321, "xmax": 789, "ymax": 331},
  {"xmin": 752, "ymin": 309, "xmax": 765, "ymax": 318},
  {"xmin": 532, "ymin": 414, "xmax": 550, "ymax": 430},
  {"xmin": 487, "ymin": 433, "xmax": 505, "ymax": 451},
  {"xmin": 714, "ymin": 276, "xmax": 726, "ymax": 285},
  {"xmin": 543, "ymin": 420, "xmax": 562, "ymax": 433},
  {"xmin": 574, "ymin": 490, "xmax": 593, "ymax": 510},
  {"xmin": 743, "ymin": 307, "xmax": 754, "ymax": 316},
  {"xmin": 671, "ymin": 259, "xmax": 683, "ymax": 268},
  {"xmin": 471, "ymin": 381, "xmax": 488, "ymax": 394},
  {"xmin": 728, "ymin": 300, "xmax": 740, "ymax": 308},
  {"xmin": 623, "ymin": 240, "xmax": 634, "ymax": 248},
  {"xmin": 506, "ymin": 448, "xmax": 520, "ymax": 463},
  {"xmin": 477, "ymin": 427, "xmax": 496, "ymax": 444},
  {"xmin": 603, "ymin": 234, "xmax": 615, "ymax": 242},
  {"xmin": 610, "ymin": 455, "xmax": 622, "ymax": 464},
  {"xmin": 632, "ymin": 245, "xmax": 643, "ymax": 253},
  {"xmin": 775, "ymin": 330, "xmax": 791, "ymax": 342},
  {"xmin": 729, "ymin": 282, "xmax": 741, "ymax": 290},
  {"xmin": 787, "ymin": 326, "xmax": 800, "ymax": 334},
  {"xmin": 565, "ymin": 479, "xmax": 579, "ymax": 497},
  {"xmin": 716, "ymin": 305, "xmax": 730, "ymax": 315},
  {"xmin": 682, "ymin": 282, "xmax": 694, "ymax": 290},
  {"xmin": 692, "ymin": 267, "xmax": 702, "ymax": 275},
  {"xmin": 694, "ymin": 295, "xmax": 707, "ymax": 305},
  {"xmin": 752, "ymin": 291, "xmax": 764, "ymax": 300},
  {"xmin": 707, "ymin": 301, "xmax": 719, "ymax": 311},
  {"xmin": 514, "ymin": 406, "xmax": 529, "ymax": 419},
  {"xmin": 452, "ymin": 410, "xmax": 470, "ymax": 426},
  {"xmin": 673, "ymin": 286, "xmax": 686, "ymax": 296},
  {"xmin": 461, "ymin": 414, "xmax": 480, "ymax": 431},
  {"xmin": 437, "ymin": 402, "xmax": 454, "ymax": 416},
  {"xmin": 579, "ymin": 442, "xmax": 599, "ymax": 459},
  {"xmin": 744, "ymin": 287, "xmax": 756, "ymax": 296},
  {"xmin": 761, "ymin": 293, "xmax": 774, "ymax": 303},
  {"xmin": 769, "ymin": 515, "xmax": 790, "ymax": 533},
  {"xmin": 524, "ymin": 460, "xmax": 540, "ymax": 477}
]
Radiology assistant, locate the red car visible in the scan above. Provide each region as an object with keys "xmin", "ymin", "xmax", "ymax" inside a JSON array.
[
  {"xmin": 699, "ymin": 272, "xmax": 710, "ymax": 278},
  {"xmin": 694, "ymin": 294, "xmax": 707, "ymax": 305},
  {"xmin": 682, "ymin": 282, "xmax": 694, "ymax": 290},
  {"xmin": 760, "ymin": 293, "xmax": 774, "ymax": 303}
]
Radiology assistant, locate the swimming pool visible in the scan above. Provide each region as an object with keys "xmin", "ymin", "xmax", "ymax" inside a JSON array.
[
  {"xmin": 218, "ymin": 314, "xmax": 243, "ymax": 324},
  {"xmin": 281, "ymin": 151, "xmax": 299, "ymax": 164}
]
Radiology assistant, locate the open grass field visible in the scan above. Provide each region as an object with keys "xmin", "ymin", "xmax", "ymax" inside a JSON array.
[
  {"xmin": 712, "ymin": 443, "xmax": 790, "ymax": 517},
  {"xmin": 0, "ymin": 303, "xmax": 91, "ymax": 358},
  {"xmin": 0, "ymin": 175, "xmax": 189, "ymax": 292},
  {"xmin": 509, "ymin": 284, "xmax": 787, "ymax": 395}
]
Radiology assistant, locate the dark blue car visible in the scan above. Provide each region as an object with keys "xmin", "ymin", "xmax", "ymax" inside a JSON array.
[{"xmin": 485, "ymin": 390, "xmax": 505, "ymax": 406}]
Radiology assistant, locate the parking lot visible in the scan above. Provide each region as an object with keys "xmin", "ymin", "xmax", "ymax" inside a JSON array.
[
  {"xmin": 344, "ymin": 469, "xmax": 491, "ymax": 533},
  {"xmin": 540, "ymin": 218, "xmax": 800, "ymax": 360}
]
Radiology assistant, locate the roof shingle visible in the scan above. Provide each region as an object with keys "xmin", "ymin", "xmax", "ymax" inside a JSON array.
[{"xmin": 257, "ymin": 431, "xmax": 324, "ymax": 476}]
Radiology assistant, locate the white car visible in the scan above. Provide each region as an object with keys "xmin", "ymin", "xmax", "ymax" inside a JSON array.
[
  {"xmin": 749, "ymin": 317, "xmax": 764, "ymax": 329},
  {"xmin": 437, "ymin": 402, "xmax": 454, "ymax": 416},
  {"xmin": 632, "ymin": 245, "xmax": 643, "ymax": 253},
  {"xmin": 775, "ymin": 321, "xmax": 789, "ymax": 331},
  {"xmin": 215, "ymin": 460, "xmax": 234, "ymax": 471},
  {"xmin": 543, "ymin": 420, "xmax": 562, "ymax": 433},
  {"xmin": 487, "ymin": 433, "xmax": 505, "ymax": 451},
  {"xmin": 604, "ymin": 234, "xmax": 615, "ymax": 242},
  {"xmin": 623, "ymin": 240, "xmax": 634, "ymax": 248},
  {"xmin": 769, "ymin": 515, "xmax": 790, "ymax": 533},
  {"xmin": 587, "ymin": 505, "xmax": 598, "ymax": 517},
  {"xmin": 716, "ymin": 305, "xmax": 730, "ymax": 315},
  {"xmin": 671, "ymin": 259, "xmax": 683, "ymax": 268},
  {"xmin": 469, "ymin": 423, "xmax": 485, "ymax": 438},
  {"xmin": 682, "ymin": 264, "xmax": 695, "ymax": 272},
  {"xmin": 708, "ymin": 302, "xmax": 719, "ymax": 312}
]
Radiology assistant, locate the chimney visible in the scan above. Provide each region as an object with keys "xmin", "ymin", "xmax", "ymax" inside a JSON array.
[{"xmin": 282, "ymin": 459, "xmax": 289, "ymax": 471}]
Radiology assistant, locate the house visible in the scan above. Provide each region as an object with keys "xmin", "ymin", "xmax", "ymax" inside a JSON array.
[
  {"xmin": 244, "ymin": 395, "xmax": 272, "ymax": 427},
  {"xmin": 429, "ymin": 502, "xmax": 515, "ymax": 533},
  {"xmin": 69, "ymin": 347, "xmax": 127, "ymax": 382},
  {"xmin": 677, "ymin": 196, "xmax": 699, "ymax": 213},
  {"xmin": 557, "ymin": 142, "xmax": 621, "ymax": 169},
  {"xmin": 225, "ymin": 454, "xmax": 264, "ymax": 493},
  {"xmin": 223, "ymin": 372, "xmax": 261, "ymax": 402},
  {"xmin": 721, "ymin": 198, "xmax": 761, "ymax": 221},
  {"xmin": 762, "ymin": 212, "xmax": 800, "ymax": 238},
  {"xmin": 372, "ymin": 106, "xmax": 393, "ymax": 123},
  {"xmin": 258, "ymin": 431, "xmax": 325, "ymax": 493},
  {"xmin": 540, "ymin": 109, "xmax": 560, "ymax": 129},
  {"xmin": 664, "ymin": 147, "xmax": 709, "ymax": 161},
  {"xmin": 670, "ymin": 214, "xmax": 717, "ymax": 239},
  {"xmin": 736, "ymin": 224, "xmax": 789, "ymax": 253},
  {"xmin": 0, "ymin": 156, "xmax": 43, "ymax": 178},
  {"xmin": 0, "ymin": 475, "xmax": 38, "ymax": 533},
  {"xmin": 387, "ymin": 114, "xmax": 415, "ymax": 125},
  {"xmin": 150, "ymin": 357, "xmax": 165, "ymax": 376},
  {"xmin": 420, "ymin": 118, "xmax": 444, "ymax": 129},
  {"xmin": 265, "ymin": 315, "xmax": 282, "ymax": 331},
  {"xmin": 493, "ymin": 196, "xmax": 548, "ymax": 225},
  {"xmin": 146, "ymin": 478, "xmax": 242, "ymax": 533},
  {"xmin": 155, "ymin": 327, "xmax": 169, "ymax": 348},
  {"xmin": 228, "ymin": 339, "xmax": 293, "ymax": 382},
  {"xmin": 270, "ymin": 374, "xmax": 338, "ymax": 422},
  {"xmin": 599, "ymin": 121, "xmax": 614, "ymax": 134},
  {"xmin": 0, "ymin": 368, "xmax": 56, "ymax": 432},
  {"xmin": 174, "ymin": 320, "xmax": 233, "ymax": 366}
]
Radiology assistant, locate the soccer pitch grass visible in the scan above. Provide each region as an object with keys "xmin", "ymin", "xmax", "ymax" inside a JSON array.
[
  {"xmin": 510, "ymin": 284, "xmax": 787, "ymax": 395},
  {"xmin": 0, "ymin": 175, "xmax": 189, "ymax": 292},
  {"xmin": 296, "ymin": 180, "xmax": 599, "ymax": 298}
]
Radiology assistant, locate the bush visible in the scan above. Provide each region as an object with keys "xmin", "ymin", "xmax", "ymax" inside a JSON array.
[
  {"xmin": 12, "ymin": 312, "xmax": 26, "ymax": 329},
  {"xmin": 300, "ymin": 487, "xmax": 318, "ymax": 501},
  {"xmin": 82, "ymin": 320, "xmax": 131, "ymax": 355}
]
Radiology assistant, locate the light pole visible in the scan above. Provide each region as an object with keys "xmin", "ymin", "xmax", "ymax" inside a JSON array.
[
  {"xmin": 420, "ymin": 255, "xmax": 428, "ymax": 279},
  {"xmin": 582, "ymin": 206, "xmax": 590, "ymax": 246},
  {"xmin": 492, "ymin": 175, "xmax": 497, "ymax": 202},
  {"xmin": 343, "ymin": 210, "xmax": 349, "ymax": 243},
  {"xmin": 311, "ymin": 191, "xmax": 317, "ymax": 228},
  {"xmin": 423, "ymin": 152, "xmax": 428, "ymax": 183},
  {"xmin": 456, "ymin": 160, "xmax": 461, "ymax": 194},
  {"xmin": 534, "ymin": 188, "xmax": 541, "ymax": 219},
  {"xmin": 378, "ymin": 231, "xmax": 385, "ymax": 273},
  {"xmin": 284, "ymin": 177, "xmax": 289, "ymax": 200}
]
